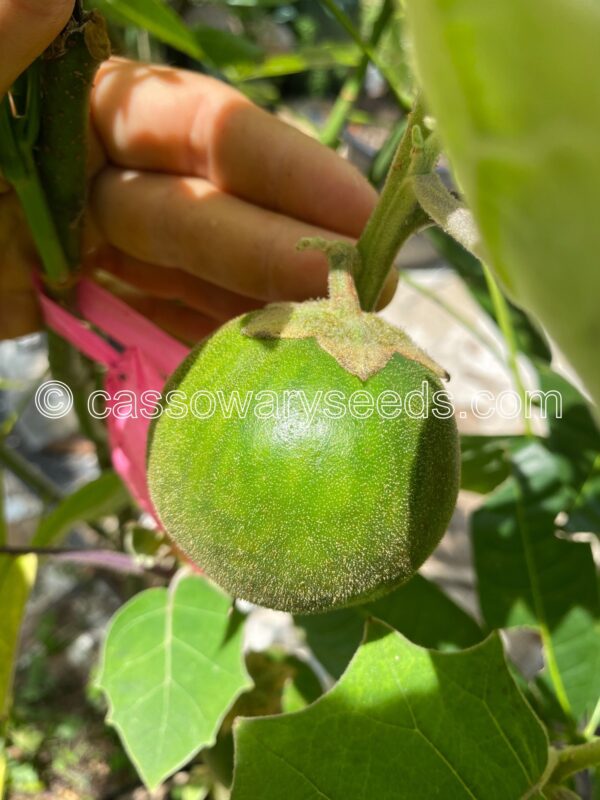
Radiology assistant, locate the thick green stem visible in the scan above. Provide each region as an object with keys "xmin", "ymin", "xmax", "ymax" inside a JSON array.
[
  {"xmin": 320, "ymin": 0, "xmax": 394, "ymax": 148},
  {"xmin": 356, "ymin": 96, "xmax": 438, "ymax": 310},
  {"xmin": 548, "ymin": 738, "xmax": 600, "ymax": 785},
  {"xmin": 36, "ymin": 8, "xmax": 109, "ymax": 273}
]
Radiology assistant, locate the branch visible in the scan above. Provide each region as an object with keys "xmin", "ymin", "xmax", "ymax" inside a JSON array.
[{"xmin": 36, "ymin": 8, "xmax": 110, "ymax": 275}]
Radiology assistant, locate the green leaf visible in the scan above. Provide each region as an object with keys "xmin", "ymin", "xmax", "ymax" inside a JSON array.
[
  {"xmin": 0, "ymin": 555, "xmax": 37, "ymax": 717},
  {"xmin": 94, "ymin": 0, "xmax": 204, "ymax": 60},
  {"xmin": 97, "ymin": 572, "xmax": 251, "ymax": 790},
  {"xmin": 297, "ymin": 574, "xmax": 482, "ymax": 678},
  {"xmin": 428, "ymin": 230, "xmax": 551, "ymax": 363},
  {"xmin": 32, "ymin": 470, "xmax": 129, "ymax": 547},
  {"xmin": 231, "ymin": 43, "xmax": 360, "ymax": 81},
  {"xmin": 405, "ymin": 0, "xmax": 600, "ymax": 405},
  {"xmin": 473, "ymin": 441, "xmax": 600, "ymax": 720},
  {"xmin": 232, "ymin": 622, "xmax": 548, "ymax": 800},
  {"xmin": 194, "ymin": 25, "xmax": 263, "ymax": 68},
  {"xmin": 281, "ymin": 657, "xmax": 322, "ymax": 714},
  {"xmin": 461, "ymin": 434, "xmax": 526, "ymax": 494}
]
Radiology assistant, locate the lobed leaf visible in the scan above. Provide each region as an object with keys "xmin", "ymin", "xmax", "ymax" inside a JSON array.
[{"xmin": 232, "ymin": 621, "xmax": 548, "ymax": 800}]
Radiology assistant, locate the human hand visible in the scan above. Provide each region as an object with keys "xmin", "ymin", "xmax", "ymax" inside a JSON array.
[{"xmin": 1, "ymin": 5, "xmax": 387, "ymax": 343}]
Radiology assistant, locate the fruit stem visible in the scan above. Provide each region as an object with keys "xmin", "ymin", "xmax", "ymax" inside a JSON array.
[
  {"xmin": 297, "ymin": 238, "xmax": 362, "ymax": 312},
  {"xmin": 355, "ymin": 95, "xmax": 439, "ymax": 310}
]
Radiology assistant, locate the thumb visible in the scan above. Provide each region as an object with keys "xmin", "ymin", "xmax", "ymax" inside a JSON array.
[{"xmin": 0, "ymin": 0, "xmax": 74, "ymax": 97}]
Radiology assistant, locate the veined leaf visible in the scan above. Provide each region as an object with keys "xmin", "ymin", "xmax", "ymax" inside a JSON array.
[
  {"xmin": 97, "ymin": 572, "xmax": 251, "ymax": 790},
  {"xmin": 297, "ymin": 574, "xmax": 482, "ymax": 679},
  {"xmin": 405, "ymin": 0, "xmax": 600, "ymax": 405},
  {"xmin": 473, "ymin": 441, "xmax": 600, "ymax": 720},
  {"xmin": 32, "ymin": 470, "xmax": 129, "ymax": 548},
  {"xmin": 232, "ymin": 622, "xmax": 548, "ymax": 800}
]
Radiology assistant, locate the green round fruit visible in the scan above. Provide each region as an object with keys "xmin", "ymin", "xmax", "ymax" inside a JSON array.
[{"xmin": 147, "ymin": 312, "xmax": 460, "ymax": 614}]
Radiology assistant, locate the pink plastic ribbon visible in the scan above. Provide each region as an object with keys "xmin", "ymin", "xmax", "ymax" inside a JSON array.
[{"xmin": 37, "ymin": 278, "xmax": 189, "ymax": 520}]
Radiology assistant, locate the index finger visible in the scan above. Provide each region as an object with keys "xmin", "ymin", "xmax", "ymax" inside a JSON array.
[{"xmin": 91, "ymin": 59, "xmax": 377, "ymax": 237}]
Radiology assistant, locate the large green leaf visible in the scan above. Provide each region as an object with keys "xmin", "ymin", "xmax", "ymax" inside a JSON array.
[
  {"xmin": 97, "ymin": 573, "xmax": 251, "ymax": 790},
  {"xmin": 473, "ymin": 441, "xmax": 600, "ymax": 720},
  {"xmin": 32, "ymin": 470, "xmax": 129, "ymax": 547},
  {"xmin": 405, "ymin": 0, "xmax": 600, "ymax": 406},
  {"xmin": 232, "ymin": 622, "xmax": 548, "ymax": 800},
  {"xmin": 297, "ymin": 574, "xmax": 482, "ymax": 678}
]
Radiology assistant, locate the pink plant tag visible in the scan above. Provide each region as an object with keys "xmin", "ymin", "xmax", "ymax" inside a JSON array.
[{"xmin": 38, "ymin": 279, "xmax": 189, "ymax": 521}]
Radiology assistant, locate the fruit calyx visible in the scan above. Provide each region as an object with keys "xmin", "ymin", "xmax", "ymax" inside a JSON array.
[{"xmin": 243, "ymin": 237, "xmax": 449, "ymax": 381}]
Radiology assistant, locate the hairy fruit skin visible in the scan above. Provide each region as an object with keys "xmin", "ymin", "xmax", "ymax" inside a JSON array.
[{"xmin": 148, "ymin": 314, "xmax": 459, "ymax": 614}]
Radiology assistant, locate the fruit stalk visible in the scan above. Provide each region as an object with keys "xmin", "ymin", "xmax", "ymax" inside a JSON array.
[{"xmin": 355, "ymin": 95, "xmax": 439, "ymax": 310}]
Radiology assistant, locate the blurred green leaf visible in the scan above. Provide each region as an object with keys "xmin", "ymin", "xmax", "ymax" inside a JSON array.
[
  {"xmin": 93, "ymin": 0, "xmax": 204, "ymax": 60},
  {"xmin": 406, "ymin": 0, "xmax": 600, "ymax": 405},
  {"xmin": 97, "ymin": 573, "xmax": 251, "ymax": 790},
  {"xmin": 461, "ymin": 434, "xmax": 526, "ymax": 494},
  {"xmin": 473, "ymin": 441, "xmax": 600, "ymax": 720},
  {"xmin": 232, "ymin": 622, "xmax": 548, "ymax": 800},
  {"xmin": 32, "ymin": 470, "xmax": 129, "ymax": 548},
  {"xmin": 0, "ymin": 554, "xmax": 37, "ymax": 717},
  {"xmin": 297, "ymin": 574, "xmax": 482, "ymax": 678},
  {"xmin": 231, "ymin": 43, "xmax": 360, "ymax": 80},
  {"xmin": 194, "ymin": 25, "xmax": 263, "ymax": 68}
]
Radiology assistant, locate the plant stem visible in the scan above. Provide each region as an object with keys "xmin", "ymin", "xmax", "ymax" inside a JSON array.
[
  {"xmin": 318, "ymin": 0, "xmax": 411, "ymax": 110},
  {"xmin": 320, "ymin": 0, "xmax": 394, "ymax": 148},
  {"xmin": 584, "ymin": 697, "xmax": 600, "ymax": 739},
  {"xmin": 355, "ymin": 95, "xmax": 438, "ymax": 310},
  {"xmin": 36, "ymin": 9, "xmax": 109, "ymax": 273},
  {"xmin": 548, "ymin": 738, "xmax": 600, "ymax": 785},
  {"xmin": 0, "ymin": 96, "xmax": 70, "ymax": 284},
  {"xmin": 0, "ymin": 441, "xmax": 62, "ymax": 505},
  {"xmin": 369, "ymin": 117, "xmax": 407, "ymax": 185},
  {"xmin": 482, "ymin": 263, "xmax": 534, "ymax": 437},
  {"xmin": 401, "ymin": 272, "xmax": 506, "ymax": 366}
]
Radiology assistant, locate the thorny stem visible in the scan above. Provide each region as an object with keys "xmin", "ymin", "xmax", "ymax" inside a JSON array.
[
  {"xmin": 320, "ymin": 0, "xmax": 394, "ymax": 148},
  {"xmin": 356, "ymin": 95, "xmax": 438, "ymax": 310}
]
